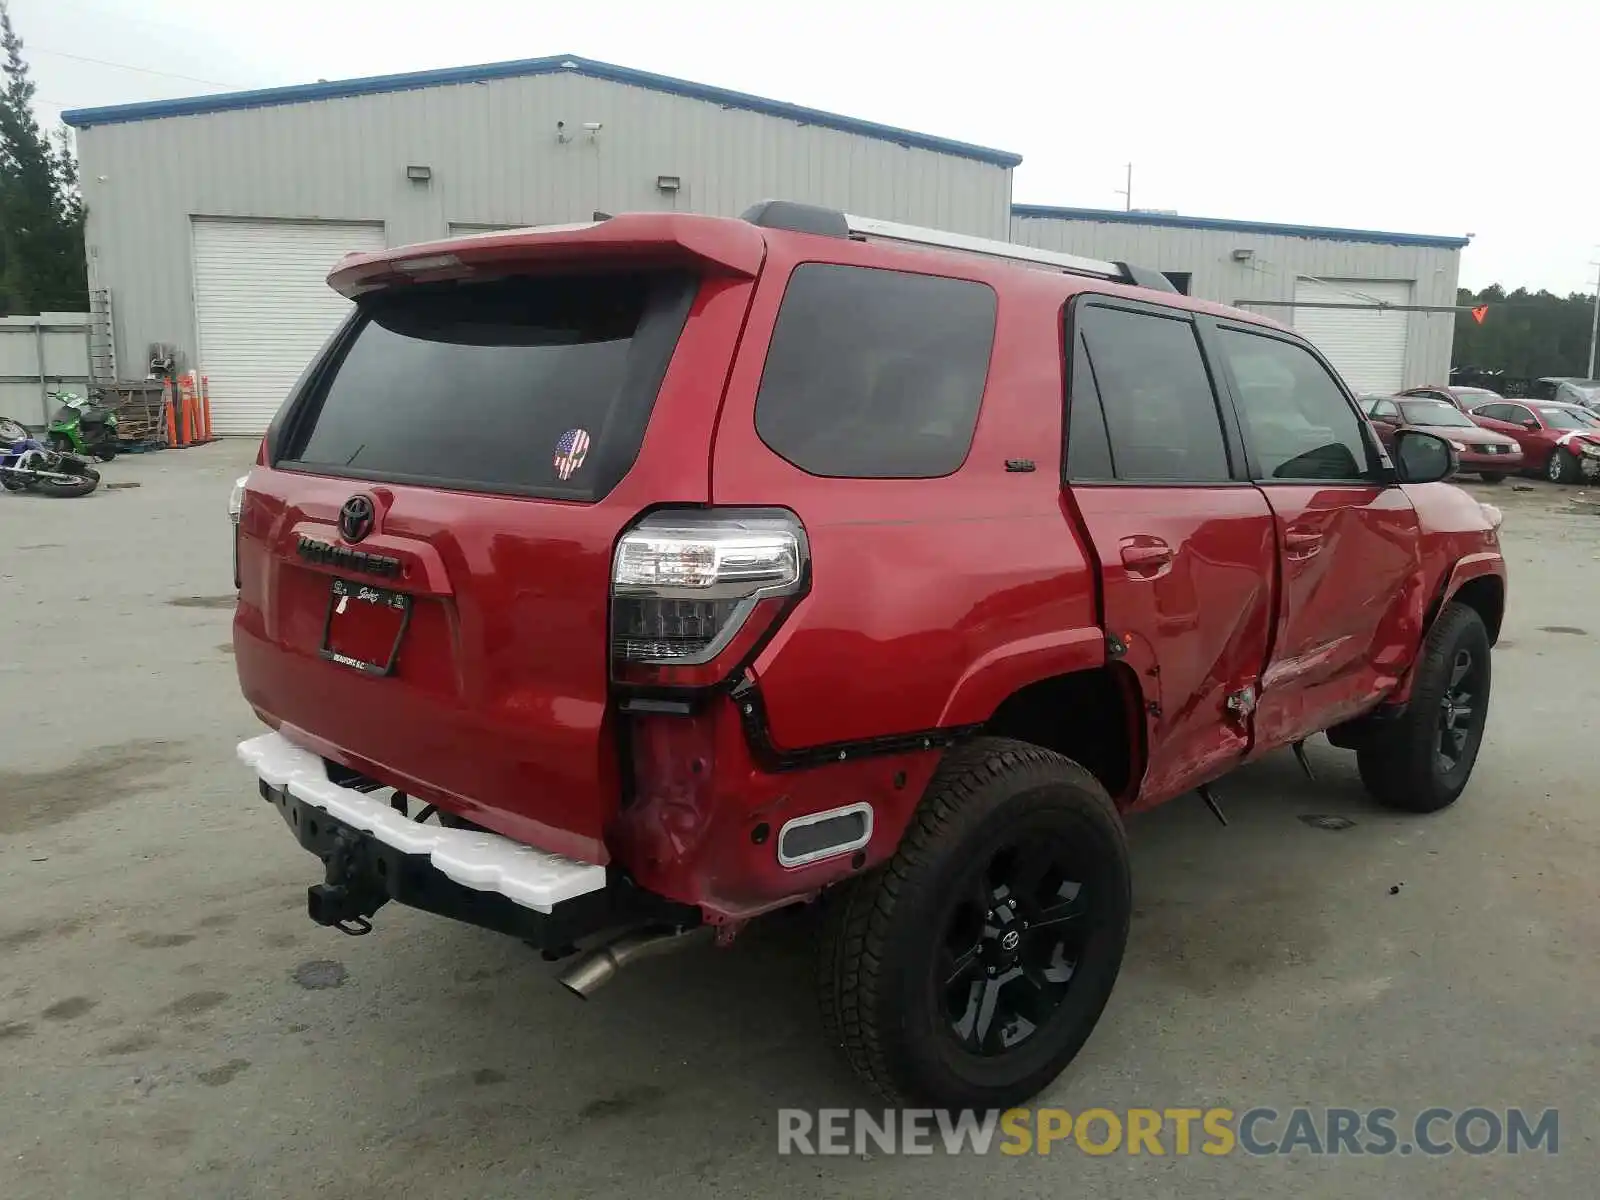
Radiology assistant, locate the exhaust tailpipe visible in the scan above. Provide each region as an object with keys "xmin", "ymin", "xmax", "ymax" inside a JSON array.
[{"xmin": 558, "ymin": 926, "xmax": 705, "ymax": 998}]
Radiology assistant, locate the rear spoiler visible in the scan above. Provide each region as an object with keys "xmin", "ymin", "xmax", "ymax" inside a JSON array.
[{"xmin": 328, "ymin": 212, "xmax": 767, "ymax": 297}]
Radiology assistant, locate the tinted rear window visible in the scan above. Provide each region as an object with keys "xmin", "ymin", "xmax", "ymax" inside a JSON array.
[
  {"xmin": 284, "ymin": 271, "xmax": 696, "ymax": 499},
  {"xmin": 754, "ymin": 264, "xmax": 996, "ymax": 478}
]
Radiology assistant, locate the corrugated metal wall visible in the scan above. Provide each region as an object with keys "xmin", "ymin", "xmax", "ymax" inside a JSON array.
[
  {"xmin": 76, "ymin": 72, "xmax": 1012, "ymax": 383},
  {"xmin": 1010, "ymin": 214, "xmax": 1460, "ymax": 389},
  {"xmin": 0, "ymin": 313, "xmax": 92, "ymax": 425}
]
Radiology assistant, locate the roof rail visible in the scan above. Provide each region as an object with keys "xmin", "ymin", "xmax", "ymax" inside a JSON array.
[
  {"xmin": 848, "ymin": 214, "xmax": 1178, "ymax": 293},
  {"xmin": 738, "ymin": 201, "xmax": 1174, "ymax": 291}
]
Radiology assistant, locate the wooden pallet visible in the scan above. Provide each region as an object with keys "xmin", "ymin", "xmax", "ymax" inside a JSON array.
[{"xmin": 97, "ymin": 382, "xmax": 169, "ymax": 449}]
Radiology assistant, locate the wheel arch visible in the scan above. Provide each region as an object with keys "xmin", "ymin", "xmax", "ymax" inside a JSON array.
[
  {"xmin": 1432, "ymin": 553, "xmax": 1505, "ymax": 646},
  {"xmin": 975, "ymin": 666, "xmax": 1146, "ymax": 804}
]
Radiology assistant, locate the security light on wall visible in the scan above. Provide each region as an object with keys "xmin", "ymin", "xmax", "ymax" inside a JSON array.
[
  {"xmin": 1231, "ymin": 248, "xmax": 1254, "ymax": 262},
  {"xmin": 406, "ymin": 164, "xmax": 432, "ymax": 182},
  {"xmin": 656, "ymin": 175, "xmax": 681, "ymax": 192}
]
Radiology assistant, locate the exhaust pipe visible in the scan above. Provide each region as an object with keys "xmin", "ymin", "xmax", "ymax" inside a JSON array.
[{"xmin": 558, "ymin": 926, "xmax": 704, "ymax": 998}]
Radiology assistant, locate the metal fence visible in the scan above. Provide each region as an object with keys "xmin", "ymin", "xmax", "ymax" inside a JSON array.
[{"xmin": 0, "ymin": 311, "xmax": 94, "ymax": 426}]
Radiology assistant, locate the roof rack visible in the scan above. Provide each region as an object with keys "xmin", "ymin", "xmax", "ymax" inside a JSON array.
[{"xmin": 740, "ymin": 201, "xmax": 1176, "ymax": 293}]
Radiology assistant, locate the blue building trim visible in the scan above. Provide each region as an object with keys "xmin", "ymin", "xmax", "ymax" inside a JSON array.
[
  {"xmin": 1011, "ymin": 203, "xmax": 1470, "ymax": 250},
  {"xmin": 61, "ymin": 54, "xmax": 1024, "ymax": 168}
]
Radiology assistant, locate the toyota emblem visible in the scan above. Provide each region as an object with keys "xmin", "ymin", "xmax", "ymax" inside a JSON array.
[
  {"xmin": 1000, "ymin": 929, "xmax": 1021, "ymax": 951},
  {"xmin": 339, "ymin": 495, "xmax": 376, "ymax": 543}
]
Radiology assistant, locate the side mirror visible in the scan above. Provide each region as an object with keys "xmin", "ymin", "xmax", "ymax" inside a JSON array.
[
  {"xmin": 1522, "ymin": 419, "xmax": 1539, "ymax": 431},
  {"xmin": 1392, "ymin": 429, "xmax": 1457, "ymax": 484}
]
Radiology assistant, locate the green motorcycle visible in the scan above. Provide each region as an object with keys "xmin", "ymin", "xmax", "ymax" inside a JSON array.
[{"xmin": 46, "ymin": 389, "xmax": 119, "ymax": 462}]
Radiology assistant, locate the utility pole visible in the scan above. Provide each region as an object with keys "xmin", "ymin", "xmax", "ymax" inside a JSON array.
[
  {"xmin": 1115, "ymin": 163, "xmax": 1133, "ymax": 212},
  {"xmin": 1588, "ymin": 257, "xmax": 1600, "ymax": 379}
]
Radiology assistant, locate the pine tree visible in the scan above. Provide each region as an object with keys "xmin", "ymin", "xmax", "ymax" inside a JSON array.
[{"xmin": 0, "ymin": 0, "xmax": 88, "ymax": 315}]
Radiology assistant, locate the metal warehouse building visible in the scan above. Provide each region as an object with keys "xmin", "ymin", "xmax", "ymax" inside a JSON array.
[
  {"xmin": 1012, "ymin": 206, "xmax": 1469, "ymax": 395},
  {"xmin": 62, "ymin": 55, "xmax": 1019, "ymax": 435},
  {"xmin": 63, "ymin": 53, "xmax": 1468, "ymax": 435}
]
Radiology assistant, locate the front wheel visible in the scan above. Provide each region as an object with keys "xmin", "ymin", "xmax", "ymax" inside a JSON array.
[
  {"xmin": 1547, "ymin": 449, "xmax": 1580, "ymax": 484},
  {"xmin": 1356, "ymin": 602, "xmax": 1490, "ymax": 812},
  {"xmin": 818, "ymin": 738, "xmax": 1131, "ymax": 1108}
]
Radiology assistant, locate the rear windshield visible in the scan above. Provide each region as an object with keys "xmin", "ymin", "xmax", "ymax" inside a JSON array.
[{"xmin": 282, "ymin": 270, "xmax": 696, "ymax": 499}]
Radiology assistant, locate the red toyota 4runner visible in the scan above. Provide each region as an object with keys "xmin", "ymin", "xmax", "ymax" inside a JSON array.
[{"xmin": 232, "ymin": 202, "xmax": 1506, "ymax": 1108}]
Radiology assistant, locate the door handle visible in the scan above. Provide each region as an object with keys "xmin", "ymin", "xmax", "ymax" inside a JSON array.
[
  {"xmin": 1119, "ymin": 539, "xmax": 1174, "ymax": 575},
  {"xmin": 1284, "ymin": 527, "xmax": 1323, "ymax": 556}
]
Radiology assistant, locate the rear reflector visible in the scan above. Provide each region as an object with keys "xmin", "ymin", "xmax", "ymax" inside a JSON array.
[{"xmin": 777, "ymin": 803, "xmax": 874, "ymax": 868}]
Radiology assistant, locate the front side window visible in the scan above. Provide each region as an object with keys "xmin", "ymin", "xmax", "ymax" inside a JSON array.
[
  {"xmin": 1215, "ymin": 328, "xmax": 1372, "ymax": 481},
  {"xmin": 754, "ymin": 264, "xmax": 996, "ymax": 478},
  {"xmin": 1075, "ymin": 305, "xmax": 1231, "ymax": 483}
]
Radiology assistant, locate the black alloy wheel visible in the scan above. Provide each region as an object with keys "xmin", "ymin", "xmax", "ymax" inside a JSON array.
[{"xmin": 936, "ymin": 835, "xmax": 1093, "ymax": 1057}]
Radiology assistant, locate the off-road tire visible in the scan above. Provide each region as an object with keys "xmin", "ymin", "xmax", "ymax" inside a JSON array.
[
  {"xmin": 1546, "ymin": 449, "xmax": 1580, "ymax": 484},
  {"xmin": 1357, "ymin": 602, "xmax": 1490, "ymax": 812},
  {"xmin": 817, "ymin": 737, "xmax": 1131, "ymax": 1109}
]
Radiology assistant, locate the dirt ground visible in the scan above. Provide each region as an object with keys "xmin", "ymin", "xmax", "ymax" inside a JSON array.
[{"xmin": 2, "ymin": 445, "xmax": 1596, "ymax": 1198}]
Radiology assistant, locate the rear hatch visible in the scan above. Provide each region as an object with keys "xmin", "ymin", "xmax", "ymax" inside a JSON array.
[{"xmin": 234, "ymin": 217, "xmax": 765, "ymax": 862}]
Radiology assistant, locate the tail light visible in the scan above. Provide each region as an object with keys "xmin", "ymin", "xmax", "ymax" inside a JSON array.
[{"xmin": 611, "ymin": 508, "xmax": 808, "ymax": 687}]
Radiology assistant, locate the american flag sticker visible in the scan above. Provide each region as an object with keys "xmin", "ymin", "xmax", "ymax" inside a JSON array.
[{"xmin": 553, "ymin": 428, "xmax": 591, "ymax": 480}]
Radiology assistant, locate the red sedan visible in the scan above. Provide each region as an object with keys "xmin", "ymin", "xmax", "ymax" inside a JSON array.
[
  {"xmin": 1363, "ymin": 395, "xmax": 1523, "ymax": 481},
  {"xmin": 1468, "ymin": 399, "xmax": 1600, "ymax": 484}
]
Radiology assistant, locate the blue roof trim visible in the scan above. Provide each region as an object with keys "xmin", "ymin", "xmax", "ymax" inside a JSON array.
[
  {"xmin": 61, "ymin": 53, "xmax": 1023, "ymax": 168},
  {"xmin": 1010, "ymin": 204, "xmax": 1470, "ymax": 250}
]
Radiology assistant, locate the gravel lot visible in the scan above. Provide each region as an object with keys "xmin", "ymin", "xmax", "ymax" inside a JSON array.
[{"xmin": 2, "ymin": 444, "xmax": 1597, "ymax": 1198}]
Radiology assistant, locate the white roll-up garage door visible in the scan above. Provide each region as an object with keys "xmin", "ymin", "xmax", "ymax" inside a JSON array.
[
  {"xmin": 1291, "ymin": 278, "xmax": 1412, "ymax": 395},
  {"xmin": 192, "ymin": 218, "xmax": 386, "ymax": 435}
]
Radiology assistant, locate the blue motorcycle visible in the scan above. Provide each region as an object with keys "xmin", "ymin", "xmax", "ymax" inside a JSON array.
[{"xmin": 1, "ymin": 419, "xmax": 101, "ymax": 498}]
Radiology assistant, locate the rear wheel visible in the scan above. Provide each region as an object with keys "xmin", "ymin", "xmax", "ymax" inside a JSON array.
[
  {"xmin": 818, "ymin": 737, "xmax": 1130, "ymax": 1108},
  {"xmin": 1356, "ymin": 602, "xmax": 1490, "ymax": 813},
  {"xmin": 38, "ymin": 466, "xmax": 99, "ymax": 498},
  {"xmin": 1547, "ymin": 449, "xmax": 1580, "ymax": 484}
]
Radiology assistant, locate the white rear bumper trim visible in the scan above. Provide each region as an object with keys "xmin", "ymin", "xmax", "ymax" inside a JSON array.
[{"xmin": 237, "ymin": 732, "xmax": 606, "ymax": 913}]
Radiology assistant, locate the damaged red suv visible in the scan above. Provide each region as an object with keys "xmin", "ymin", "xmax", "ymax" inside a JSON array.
[{"xmin": 232, "ymin": 202, "xmax": 1507, "ymax": 1108}]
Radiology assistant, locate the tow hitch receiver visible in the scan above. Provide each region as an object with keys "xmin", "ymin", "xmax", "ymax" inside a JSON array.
[{"xmin": 308, "ymin": 828, "xmax": 388, "ymax": 935}]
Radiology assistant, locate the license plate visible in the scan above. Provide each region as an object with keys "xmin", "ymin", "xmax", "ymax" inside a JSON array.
[{"xmin": 319, "ymin": 578, "xmax": 411, "ymax": 676}]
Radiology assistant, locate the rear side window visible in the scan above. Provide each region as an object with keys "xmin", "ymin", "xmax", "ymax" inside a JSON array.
[
  {"xmin": 1214, "ymin": 328, "xmax": 1372, "ymax": 481},
  {"xmin": 1065, "ymin": 331, "xmax": 1115, "ymax": 480},
  {"xmin": 754, "ymin": 264, "xmax": 996, "ymax": 478},
  {"xmin": 284, "ymin": 271, "xmax": 696, "ymax": 499},
  {"xmin": 1075, "ymin": 305, "xmax": 1231, "ymax": 482}
]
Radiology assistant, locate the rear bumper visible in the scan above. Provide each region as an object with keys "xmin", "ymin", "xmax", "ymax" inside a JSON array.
[{"xmin": 239, "ymin": 732, "xmax": 694, "ymax": 946}]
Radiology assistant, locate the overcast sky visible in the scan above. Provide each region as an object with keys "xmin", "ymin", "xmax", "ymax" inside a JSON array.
[{"xmin": 12, "ymin": 0, "xmax": 1597, "ymax": 294}]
